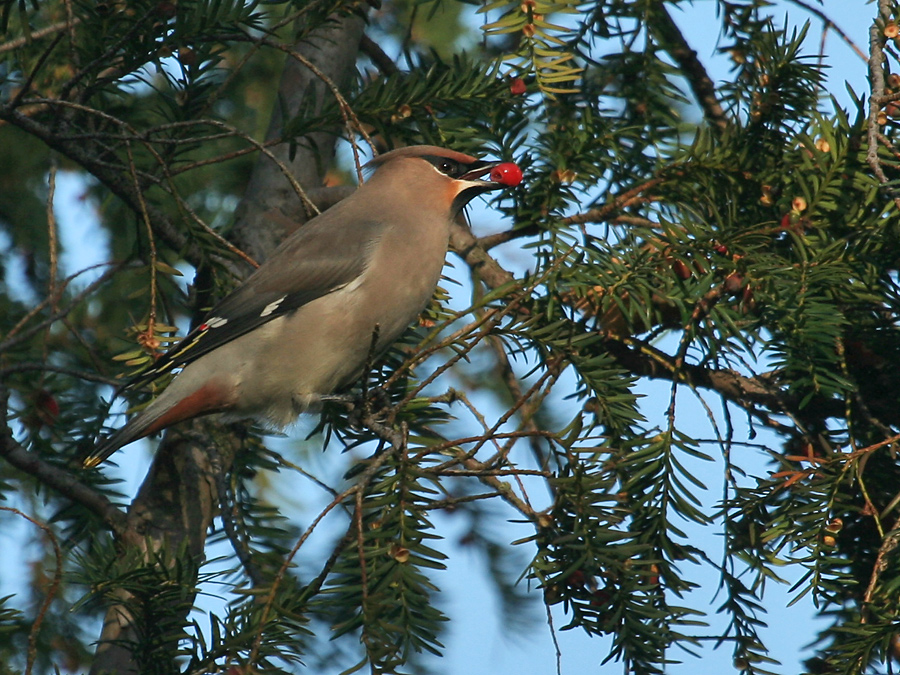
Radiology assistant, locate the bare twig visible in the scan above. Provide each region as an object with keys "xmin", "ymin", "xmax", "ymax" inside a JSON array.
[
  {"xmin": 862, "ymin": 513, "xmax": 900, "ymax": 620},
  {"xmin": 46, "ymin": 160, "xmax": 59, "ymax": 311},
  {"xmin": 247, "ymin": 418, "xmax": 405, "ymax": 670},
  {"xmin": 477, "ymin": 175, "xmax": 666, "ymax": 251},
  {"xmin": 866, "ymin": 0, "xmax": 900, "ymax": 207},
  {"xmin": 208, "ymin": 446, "xmax": 265, "ymax": 587},
  {"xmin": 412, "ymin": 429, "xmax": 563, "ymax": 459},
  {"xmin": 0, "ymin": 506, "xmax": 63, "ymax": 675},
  {"xmin": 649, "ymin": 4, "xmax": 728, "ymax": 132},
  {"xmin": 0, "ymin": 19, "xmax": 81, "ymax": 55},
  {"xmin": 666, "ymin": 284, "xmax": 728, "ymax": 424},
  {"xmin": 0, "ymin": 362, "xmax": 119, "ymax": 386},
  {"xmin": 125, "ymin": 141, "xmax": 160, "ymax": 337},
  {"xmin": 488, "ymin": 333, "xmax": 552, "ymax": 474},
  {"xmin": 785, "ymin": 0, "xmax": 867, "ymax": 61},
  {"xmin": 0, "ymin": 262, "xmax": 123, "ymax": 354},
  {"xmin": 455, "ymin": 452, "xmax": 541, "ymax": 521}
]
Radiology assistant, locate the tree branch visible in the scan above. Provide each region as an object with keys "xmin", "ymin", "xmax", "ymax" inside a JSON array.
[
  {"xmin": 0, "ymin": 362, "xmax": 120, "ymax": 386},
  {"xmin": 648, "ymin": 4, "xmax": 729, "ymax": 132},
  {"xmin": 0, "ymin": 19, "xmax": 81, "ymax": 55},
  {"xmin": 0, "ymin": 390, "xmax": 127, "ymax": 535},
  {"xmin": 229, "ymin": 16, "xmax": 367, "ymax": 262},
  {"xmin": 0, "ymin": 109, "xmax": 204, "ymax": 264},
  {"xmin": 866, "ymin": 0, "xmax": 900, "ymax": 208},
  {"xmin": 478, "ymin": 175, "xmax": 666, "ymax": 251},
  {"xmin": 360, "ymin": 33, "xmax": 400, "ymax": 75},
  {"xmin": 784, "ymin": 0, "xmax": 867, "ymax": 61},
  {"xmin": 599, "ymin": 336, "xmax": 847, "ymax": 421},
  {"xmin": 450, "ymin": 220, "xmax": 515, "ymax": 287},
  {"xmin": 455, "ymin": 213, "xmax": 849, "ymax": 432}
]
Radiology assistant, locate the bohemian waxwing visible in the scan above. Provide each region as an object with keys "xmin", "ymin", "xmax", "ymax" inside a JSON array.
[{"xmin": 86, "ymin": 145, "xmax": 523, "ymax": 466}]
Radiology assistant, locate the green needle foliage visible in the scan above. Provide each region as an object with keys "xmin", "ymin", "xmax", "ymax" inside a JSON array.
[{"xmin": 2, "ymin": 1, "xmax": 900, "ymax": 674}]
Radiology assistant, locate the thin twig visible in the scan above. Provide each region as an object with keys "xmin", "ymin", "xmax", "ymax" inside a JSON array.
[
  {"xmin": 478, "ymin": 176, "xmax": 666, "ymax": 251},
  {"xmin": 57, "ymin": 4, "xmax": 156, "ymax": 101},
  {"xmin": 412, "ymin": 429, "xmax": 563, "ymax": 459},
  {"xmin": 862, "ymin": 513, "xmax": 900, "ymax": 621},
  {"xmin": 488, "ymin": 332, "xmax": 552, "ymax": 475},
  {"xmin": 649, "ymin": 3, "xmax": 728, "ymax": 132},
  {"xmin": 784, "ymin": 0, "xmax": 867, "ymax": 61},
  {"xmin": 866, "ymin": 0, "xmax": 900, "ymax": 207},
  {"xmin": 0, "ymin": 362, "xmax": 119, "ymax": 386},
  {"xmin": 247, "ymin": 417, "xmax": 407, "ymax": 670},
  {"xmin": 125, "ymin": 141, "xmax": 160, "ymax": 340},
  {"xmin": 7, "ymin": 33, "xmax": 66, "ymax": 110},
  {"xmin": 455, "ymin": 452, "xmax": 541, "ymax": 521},
  {"xmin": 201, "ymin": 32, "xmax": 377, "ymax": 159},
  {"xmin": 0, "ymin": 20, "xmax": 81, "ymax": 55},
  {"xmin": 0, "ymin": 262, "xmax": 123, "ymax": 353},
  {"xmin": 208, "ymin": 446, "xmax": 264, "ymax": 586},
  {"xmin": 544, "ymin": 598, "xmax": 562, "ymax": 675},
  {"xmin": 0, "ymin": 506, "xmax": 63, "ymax": 675},
  {"xmin": 666, "ymin": 284, "xmax": 727, "ymax": 424},
  {"xmin": 46, "ymin": 161, "xmax": 59, "ymax": 311}
]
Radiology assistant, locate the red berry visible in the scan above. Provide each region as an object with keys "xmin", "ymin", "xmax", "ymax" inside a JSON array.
[
  {"xmin": 155, "ymin": 0, "xmax": 177, "ymax": 17},
  {"xmin": 28, "ymin": 390, "xmax": 60, "ymax": 429},
  {"xmin": 509, "ymin": 78, "xmax": 527, "ymax": 95},
  {"xmin": 490, "ymin": 162, "xmax": 523, "ymax": 186},
  {"xmin": 178, "ymin": 48, "xmax": 196, "ymax": 67},
  {"xmin": 672, "ymin": 259, "xmax": 691, "ymax": 280},
  {"xmin": 567, "ymin": 570, "xmax": 587, "ymax": 588},
  {"xmin": 590, "ymin": 588, "xmax": 611, "ymax": 606},
  {"xmin": 724, "ymin": 272, "xmax": 744, "ymax": 294}
]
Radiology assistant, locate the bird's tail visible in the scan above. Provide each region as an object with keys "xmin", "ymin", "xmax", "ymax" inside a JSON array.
[
  {"xmin": 84, "ymin": 379, "xmax": 235, "ymax": 467},
  {"xmin": 83, "ymin": 405, "xmax": 165, "ymax": 468}
]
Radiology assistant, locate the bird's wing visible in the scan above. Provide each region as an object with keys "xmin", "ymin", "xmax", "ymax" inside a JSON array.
[{"xmin": 129, "ymin": 211, "xmax": 382, "ymax": 390}]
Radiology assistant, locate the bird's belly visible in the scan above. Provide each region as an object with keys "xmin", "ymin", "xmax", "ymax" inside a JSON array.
[{"xmin": 226, "ymin": 291, "xmax": 423, "ymax": 426}]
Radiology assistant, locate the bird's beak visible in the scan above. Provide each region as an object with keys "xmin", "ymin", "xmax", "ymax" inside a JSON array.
[{"xmin": 460, "ymin": 160, "xmax": 501, "ymax": 184}]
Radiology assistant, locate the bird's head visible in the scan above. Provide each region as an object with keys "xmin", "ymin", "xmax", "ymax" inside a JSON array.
[{"xmin": 366, "ymin": 145, "xmax": 523, "ymax": 216}]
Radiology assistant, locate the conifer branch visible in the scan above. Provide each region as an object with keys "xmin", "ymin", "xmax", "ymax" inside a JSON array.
[{"xmin": 0, "ymin": 392, "xmax": 128, "ymax": 535}]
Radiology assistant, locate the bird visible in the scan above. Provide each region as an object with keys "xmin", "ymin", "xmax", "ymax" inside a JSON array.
[{"xmin": 85, "ymin": 145, "xmax": 523, "ymax": 467}]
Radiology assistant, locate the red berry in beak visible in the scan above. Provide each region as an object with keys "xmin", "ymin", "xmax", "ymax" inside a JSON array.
[{"xmin": 491, "ymin": 162, "xmax": 523, "ymax": 186}]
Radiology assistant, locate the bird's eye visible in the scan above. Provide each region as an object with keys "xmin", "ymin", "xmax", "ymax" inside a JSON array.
[{"xmin": 438, "ymin": 160, "xmax": 458, "ymax": 175}]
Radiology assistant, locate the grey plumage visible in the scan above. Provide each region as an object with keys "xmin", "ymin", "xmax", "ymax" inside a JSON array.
[{"xmin": 86, "ymin": 145, "xmax": 521, "ymax": 466}]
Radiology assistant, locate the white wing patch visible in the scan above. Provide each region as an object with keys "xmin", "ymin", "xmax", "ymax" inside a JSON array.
[
  {"xmin": 260, "ymin": 296, "xmax": 286, "ymax": 318},
  {"xmin": 204, "ymin": 316, "xmax": 229, "ymax": 328}
]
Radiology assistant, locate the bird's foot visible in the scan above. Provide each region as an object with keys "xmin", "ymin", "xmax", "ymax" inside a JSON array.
[
  {"xmin": 320, "ymin": 388, "xmax": 393, "ymax": 428},
  {"xmin": 318, "ymin": 393, "xmax": 358, "ymax": 407}
]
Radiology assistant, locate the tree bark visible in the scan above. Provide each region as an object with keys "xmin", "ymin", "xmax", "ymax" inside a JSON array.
[{"xmin": 231, "ymin": 17, "xmax": 367, "ymax": 263}]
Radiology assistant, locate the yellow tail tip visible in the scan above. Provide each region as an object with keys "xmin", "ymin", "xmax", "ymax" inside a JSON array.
[{"xmin": 82, "ymin": 455, "xmax": 104, "ymax": 469}]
